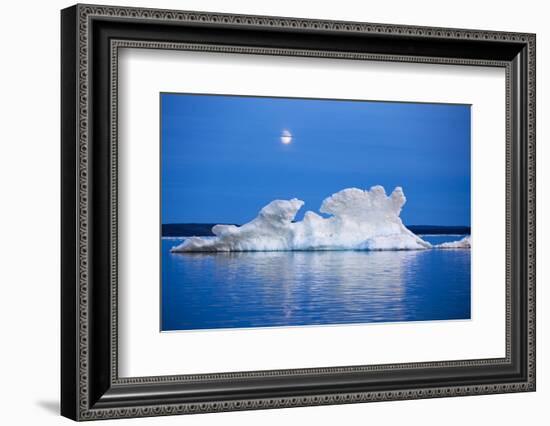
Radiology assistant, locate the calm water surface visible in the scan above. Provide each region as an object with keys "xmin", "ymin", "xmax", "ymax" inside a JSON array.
[{"xmin": 161, "ymin": 235, "xmax": 470, "ymax": 331}]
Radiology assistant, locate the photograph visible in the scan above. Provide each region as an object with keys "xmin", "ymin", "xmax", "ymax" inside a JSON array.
[{"xmin": 160, "ymin": 93, "xmax": 472, "ymax": 332}]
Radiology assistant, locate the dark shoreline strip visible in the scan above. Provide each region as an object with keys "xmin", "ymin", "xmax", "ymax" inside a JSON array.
[{"xmin": 161, "ymin": 223, "xmax": 471, "ymax": 238}]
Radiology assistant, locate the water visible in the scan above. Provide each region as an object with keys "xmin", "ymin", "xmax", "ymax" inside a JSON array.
[{"xmin": 161, "ymin": 235, "xmax": 470, "ymax": 331}]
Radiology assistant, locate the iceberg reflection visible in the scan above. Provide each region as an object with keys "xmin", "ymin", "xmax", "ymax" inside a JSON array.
[{"xmin": 162, "ymin": 245, "xmax": 470, "ymax": 331}]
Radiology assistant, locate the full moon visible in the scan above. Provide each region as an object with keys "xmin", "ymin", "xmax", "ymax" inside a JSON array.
[{"xmin": 280, "ymin": 129, "xmax": 292, "ymax": 144}]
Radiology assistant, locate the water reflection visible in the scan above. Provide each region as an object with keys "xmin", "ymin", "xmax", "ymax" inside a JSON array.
[{"xmin": 161, "ymin": 240, "xmax": 470, "ymax": 331}]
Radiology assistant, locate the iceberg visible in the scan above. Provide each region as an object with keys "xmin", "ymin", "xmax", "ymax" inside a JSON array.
[
  {"xmin": 435, "ymin": 235, "xmax": 471, "ymax": 249},
  {"xmin": 171, "ymin": 186, "xmax": 434, "ymax": 252}
]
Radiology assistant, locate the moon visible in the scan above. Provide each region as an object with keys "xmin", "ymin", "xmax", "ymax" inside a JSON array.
[{"xmin": 280, "ymin": 129, "xmax": 292, "ymax": 144}]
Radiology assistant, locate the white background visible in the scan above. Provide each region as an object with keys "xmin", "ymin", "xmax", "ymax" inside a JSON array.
[
  {"xmin": 0, "ymin": 0, "xmax": 547, "ymax": 425},
  {"xmin": 119, "ymin": 49, "xmax": 505, "ymax": 377}
]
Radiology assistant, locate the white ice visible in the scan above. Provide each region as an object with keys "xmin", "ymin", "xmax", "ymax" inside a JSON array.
[
  {"xmin": 435, "ymin": 235, "xmax": 471, "ymax": 249},
  {"xmin": 171, "ymin": 186, "xmax": 435, "ymax": 252}
]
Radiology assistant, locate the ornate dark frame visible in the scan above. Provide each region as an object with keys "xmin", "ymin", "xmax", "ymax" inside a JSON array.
[{"xmin": 61, "ymin": 3, "xmax": 536, "ymax": 421}]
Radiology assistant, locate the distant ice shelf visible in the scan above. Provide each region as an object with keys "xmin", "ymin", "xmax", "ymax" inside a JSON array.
[{"xmin": 435, "ymin": 235, "xmax": 471, "ymax": 249}]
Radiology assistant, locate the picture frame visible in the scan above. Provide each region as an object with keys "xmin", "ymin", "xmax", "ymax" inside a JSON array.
[{"xmin": 61, "ymin": 3, "xmax": 536, "ymax": 421}]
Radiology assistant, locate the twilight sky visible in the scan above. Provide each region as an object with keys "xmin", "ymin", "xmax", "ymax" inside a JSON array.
[{"xmin": 161, "ymin": 93, "xmax": 470, "ymax": 226}]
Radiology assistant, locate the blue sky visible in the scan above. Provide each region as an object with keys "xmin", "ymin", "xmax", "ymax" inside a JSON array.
[{"xmin": 161, "ymin": 93, "xmax": 470, "ymax": 226}]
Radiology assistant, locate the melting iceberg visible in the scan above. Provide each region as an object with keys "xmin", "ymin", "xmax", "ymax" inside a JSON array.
[
  {"xmin": 171, "ymin": 186, "xmax": 434, "ymax": 252},
  {"xmin": 435, "ymin": 235, "xmax": 471, "ymax": 249}
]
